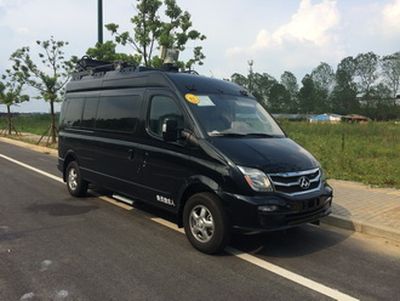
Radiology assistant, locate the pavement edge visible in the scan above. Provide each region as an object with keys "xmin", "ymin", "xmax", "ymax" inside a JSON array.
[
  {"xmin": 322, "ymin": 214, "xmax": 400, "ymax": 243},
  {"xmin": 0, "ymin": 136, "xmax": 58, "ymax": 157}
]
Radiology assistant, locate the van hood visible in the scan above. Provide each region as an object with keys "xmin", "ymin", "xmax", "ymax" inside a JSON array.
[{"xmin": 209, "ymin": 137, "xmax": 319, "ymax": 173}]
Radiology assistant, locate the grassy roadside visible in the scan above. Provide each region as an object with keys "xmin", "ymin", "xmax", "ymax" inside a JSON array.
[
  {"xmin": 1, "ymin": 114, "xmax": 399, "ymax": 188},
  {"xmin": 280, "ymin": 121, "xmax": 400, "ymax": 189},
  {"xmin": 0, "ymin": 114, "xmax": 55, "ymax": 136}
]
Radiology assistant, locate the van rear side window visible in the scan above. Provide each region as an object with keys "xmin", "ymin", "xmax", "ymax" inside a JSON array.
[
  {"xmin": 63, "ymin": 98, "xmax": 84, "ymax": 128},
  {"xmin": 81, "ymin": 97, "xmax": 99, "ymax": 129},
  {"xmin": 95, "ymin": 95, "xmax": 140, "ymax": 133}
]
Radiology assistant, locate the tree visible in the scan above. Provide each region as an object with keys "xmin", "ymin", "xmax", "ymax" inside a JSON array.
[
  {"xmin": 267, "ymin": 83, "xmax": 291, "ymax": 113},
  {"xmin": 354, "ymin": 52, "xmax": 379, "ymax": 99},
  {"xmin": 86, "ymin": 41, "xmax": 141, "ymax": 65},
  {"xmin": 281, "ymin": 71, "xmax": 298, "ymax": 97},
  {"xmin": 105, "ymin": 0, "xmax": 206, "ymax": 69},
  {"xmin": 311, "ymin": 62, "xmax": 335, "ymax": 93},
  {"xmin": 368, "ymin": 83, "xmax": 394, "ymax": 120},
  {"xmin": 280, "ymin": 71, "xmax": 299, "ymax": 112},
  {"xmin": 0, "ymin": 71, "xmax": 29, "ymax": 135},
  {"xmin": 311, "ymin": 62, "xmax": 335, "ymax": 110},
  {"xmin": 9, "ymin": 36, "xmax": 75, "ymax": 144},
  {"xmin": 231, "ymin": 72, "xmax": 277, "ymax": 107},
  {"xmin": 298, "ymin": 74, "xmax": 328, "ymax": 114},
  {"xmin": 330, "ymin": 56, "xmax": 359, "ymax": 114},
  {"xmin": 381, "ymin": 52, "xmax": 400, "ymax": 103}
]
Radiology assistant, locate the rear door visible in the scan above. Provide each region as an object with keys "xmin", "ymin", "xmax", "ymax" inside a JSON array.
[{"xmin": 90, "ymin": 89, "xmax": 144, "ymax": 195}]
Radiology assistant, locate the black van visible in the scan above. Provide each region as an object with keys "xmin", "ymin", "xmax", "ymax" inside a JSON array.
[{"xmin": 58, "ymin": 60, "xmax": 332, "ymax": 254}]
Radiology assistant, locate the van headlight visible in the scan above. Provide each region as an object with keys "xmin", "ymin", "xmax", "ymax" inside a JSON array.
[{"xmin": 237, "ymin": 166, "xmax": 274, "ymax": 192}]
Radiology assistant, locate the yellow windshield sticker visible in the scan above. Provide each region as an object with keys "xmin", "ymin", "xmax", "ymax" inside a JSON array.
[{"xmin": 185, "ymin": 93, "xmax": 200, "ymax": 104}]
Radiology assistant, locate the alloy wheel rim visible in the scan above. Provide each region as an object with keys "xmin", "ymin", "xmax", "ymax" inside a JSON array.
[
  {"xmin": 189, "ymin": 204, "xmax": 215, "ymax": 243},
  {"xmin": 68, "ymin": 168, "xmax": 78, "ymax": 191}
]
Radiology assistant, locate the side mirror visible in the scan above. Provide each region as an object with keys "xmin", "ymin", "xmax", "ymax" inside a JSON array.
[{"xmin": 162, "ymin": 119, "xmax": 178, "ymax": 142}]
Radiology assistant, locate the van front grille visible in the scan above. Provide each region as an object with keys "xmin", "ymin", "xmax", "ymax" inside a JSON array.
[{"xmin": 268, "ymin": 168, "xmax": 321, "ymax": 196}]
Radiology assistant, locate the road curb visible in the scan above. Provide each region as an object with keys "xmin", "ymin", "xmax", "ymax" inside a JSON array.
[
  {"xmin": 0, "ymin": 136, "xmax": 57, "ymax": 157},
  {"xmin": 322, "ymin": 214, "xmax": 400, "ymax": 243}
]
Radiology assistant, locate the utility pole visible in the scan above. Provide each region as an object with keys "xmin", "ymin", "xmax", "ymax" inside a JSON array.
[
  {"xmin": 248, "ymin": 60, "xmax": 254, "ymax": 93},
  {"xmin": 98, "ymin": 0, "xmax": 103, "ymax": 44}
]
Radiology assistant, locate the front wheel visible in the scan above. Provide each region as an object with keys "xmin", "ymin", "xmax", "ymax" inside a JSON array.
[
  {"xmin": 66, "ymin": 161, "xmax": 88, "ymax": 197},
  {"xmin": 183, "ymin": 193, "xmax": 230, "ymax": 254}
]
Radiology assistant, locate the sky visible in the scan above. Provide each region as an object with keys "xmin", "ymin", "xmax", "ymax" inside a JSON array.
[{"xmin": 0, "ymin": 0, "xmax": 399, "ymax": 112}]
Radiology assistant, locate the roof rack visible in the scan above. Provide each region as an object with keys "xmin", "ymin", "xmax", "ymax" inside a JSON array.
[
  {"xmin": 72, "ymin": 56, "xmax": 138, "ymax": 80},
  {"xmin": 71, "ymin": 56, "xmax": 199, "ymax": 81}
]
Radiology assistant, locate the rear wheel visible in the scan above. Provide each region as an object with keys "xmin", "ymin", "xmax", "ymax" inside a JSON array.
[
  {"xmin": 66, "ymin": 161, "xmax": 88, "ymax": 197},
  {"xmin": 183, "ymin": 193, "xmax": 230, "ymax": 254}
]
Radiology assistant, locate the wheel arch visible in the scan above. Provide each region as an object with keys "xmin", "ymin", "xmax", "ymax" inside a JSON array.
[{"xmin": 176, "ymin": 176, "xmax": 222, "ymax": 228}]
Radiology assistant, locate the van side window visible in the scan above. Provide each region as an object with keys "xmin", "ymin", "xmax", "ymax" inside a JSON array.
[
  {"xmin": 96, "ymin": 95, "xmax": 140, "ymax": 133},
  {"xmin": 149, "ymin": 95, "xmax": 183, "ymax": 137},
  {"xmin": 81, "ymin": 97, "xmax": 99, "ymax": 129},
  {"xmin": 63, "ymin": 98, "xmax": 84, "ymax": 128}
]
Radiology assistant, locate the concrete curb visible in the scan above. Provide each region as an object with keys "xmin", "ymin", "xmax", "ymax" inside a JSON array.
[
  {"xmin": 0, "ymin": 136, "xmax": 58, "ymax": 157},
  {"xmin": 322, "ymin": 214, "xmax": 400, "ymax": 243}
]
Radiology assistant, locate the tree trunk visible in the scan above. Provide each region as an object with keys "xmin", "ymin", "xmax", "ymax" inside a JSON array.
[
  {"xmin": 50, "ymin": 100, "xmax": 57, "ymax": 144},
  {"xmin": 6, "ymin": 105, "xmax": 12, "ymax": 135}
]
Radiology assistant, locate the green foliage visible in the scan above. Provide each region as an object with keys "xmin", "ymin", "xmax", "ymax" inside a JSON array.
[
  {"xmin": 231, "ymin": 72, "xmax": 277, "ymax": 107},
  {"xmin": 311, "ymin": 62, "xmax": 334, "ymax": 92},
  {"xmin": 267, "ymin": 83, "xmax": 292, "ymax": 113},
  {"xmin": 104, "ymin": 0, "xmax": 206, "ymax": 69},
  {"xmin": 280, "ymin": 121, "xmax": 400, "ymax": 188},
  {"xmin": 381, "ymin": 52, "xmax": 400, "ymax": 99},
  {"xmin": 9, "ymin": 36, "xmax": 74, "ymax": 143},
  {"xmin": 231, "ymin": 51, "xmax": 400, "ymax": 119},
  {"xmin": 298, "ymin": 74, "xmax": 328, "ymax": 114},
  {"xmin": 354, "ymin": 52, "xmax": 379, "ymax": 97},
  {"xmin": 9, "ymin": 36, "xmax": 74, "ymax": 103},
  {"xmin": 0, "ymin": 69, "xmax": 29, "ymax": 105},
  {"xmin": 86, "ymin": 41, "xmax": 141, "ymax": 65}
]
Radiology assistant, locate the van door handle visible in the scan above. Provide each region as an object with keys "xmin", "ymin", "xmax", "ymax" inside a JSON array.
[{"xmin": 128, "ymin": 149, "xmax": 135, "ymax": 160}]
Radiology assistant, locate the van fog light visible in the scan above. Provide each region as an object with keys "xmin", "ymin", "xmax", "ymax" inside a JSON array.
[{"xmin": 258, "ymin": 205, "xmax": 278, "ymax": 213}]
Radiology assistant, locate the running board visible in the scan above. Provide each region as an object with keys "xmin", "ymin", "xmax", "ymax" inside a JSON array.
[{"xmin": 112, "ymin": 194, "xmax": 135, "ymax": 205}]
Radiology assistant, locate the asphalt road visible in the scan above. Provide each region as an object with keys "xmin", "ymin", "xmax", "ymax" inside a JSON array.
[{"xmin": 0, "ymin": 141, "xmax": 399, "ymax": 301}]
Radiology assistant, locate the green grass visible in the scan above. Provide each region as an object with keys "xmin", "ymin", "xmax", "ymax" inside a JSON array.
[
  {"xmin": 279, "ymin": 121, "xmax": 400, "ymax": 189},
  {"xmin": 1, "ymin": 114, "xmax": 399, "ymax": 188},
  {"xmin": 0, "ymin": 114, "xmax": 54, "ymax": 135}
]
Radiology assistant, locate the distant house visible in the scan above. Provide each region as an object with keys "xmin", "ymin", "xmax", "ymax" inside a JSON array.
[
  {"xmin": 342, "ymin": 114, "xmax": 370, "ymax": 123},
  {"xmin": 308, "ymin": 113, "xmax": 342, "ymax": 123}
]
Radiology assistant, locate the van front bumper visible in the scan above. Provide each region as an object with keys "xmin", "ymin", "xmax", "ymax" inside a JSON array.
[{"xmin": 220, "ymin": 184, "xmax": 333, "ymax": 232}]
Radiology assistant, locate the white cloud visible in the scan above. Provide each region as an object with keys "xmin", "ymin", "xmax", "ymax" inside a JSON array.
[
  {"xmin": 228, "ymin": 0, "xmax": 340, "ymax": 55},
  {"xmin": 382, "ymin": 0, "xmax": 400, "ymax": 33}
]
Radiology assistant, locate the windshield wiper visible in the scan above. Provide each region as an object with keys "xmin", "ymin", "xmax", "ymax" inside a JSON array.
[{"xmin": 243, "ymin": 133, "xmax": 279, "ymax": 138}]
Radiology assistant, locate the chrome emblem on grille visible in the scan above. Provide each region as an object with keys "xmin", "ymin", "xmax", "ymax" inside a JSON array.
[{"xmin": 299, "ymin": 176, "xmax": 311, "ymax": 189}]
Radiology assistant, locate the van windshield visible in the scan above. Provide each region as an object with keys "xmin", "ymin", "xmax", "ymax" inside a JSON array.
[{"xmin": 186, "ymin": 94, "xmax": 285, "ymax": 138}]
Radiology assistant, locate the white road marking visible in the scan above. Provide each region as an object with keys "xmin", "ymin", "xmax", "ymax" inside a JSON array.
[
  {"xmin": 0, "ymin": 152, "xmax": 359, "ymax": 301},
  {"xmin": 226, "ymin": 247, "xmax": 358, "ymax": 301},
  {"xmin": 0, "ymin": 154, "xmax": 63, "ymax": 183}
]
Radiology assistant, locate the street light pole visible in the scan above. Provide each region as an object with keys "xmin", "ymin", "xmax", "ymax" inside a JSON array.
[{"xmin": 98, "ymin": 0, "xmax": 103, "ymax": 44}]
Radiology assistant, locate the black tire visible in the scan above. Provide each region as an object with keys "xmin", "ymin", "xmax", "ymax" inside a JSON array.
[
  {"xmin": 183, "ymin": 192, "xmax": 231, "ymax": 254},
  {"xmin": 66, "ymin": 161, "xmax": 88, "ymax": 197}
]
